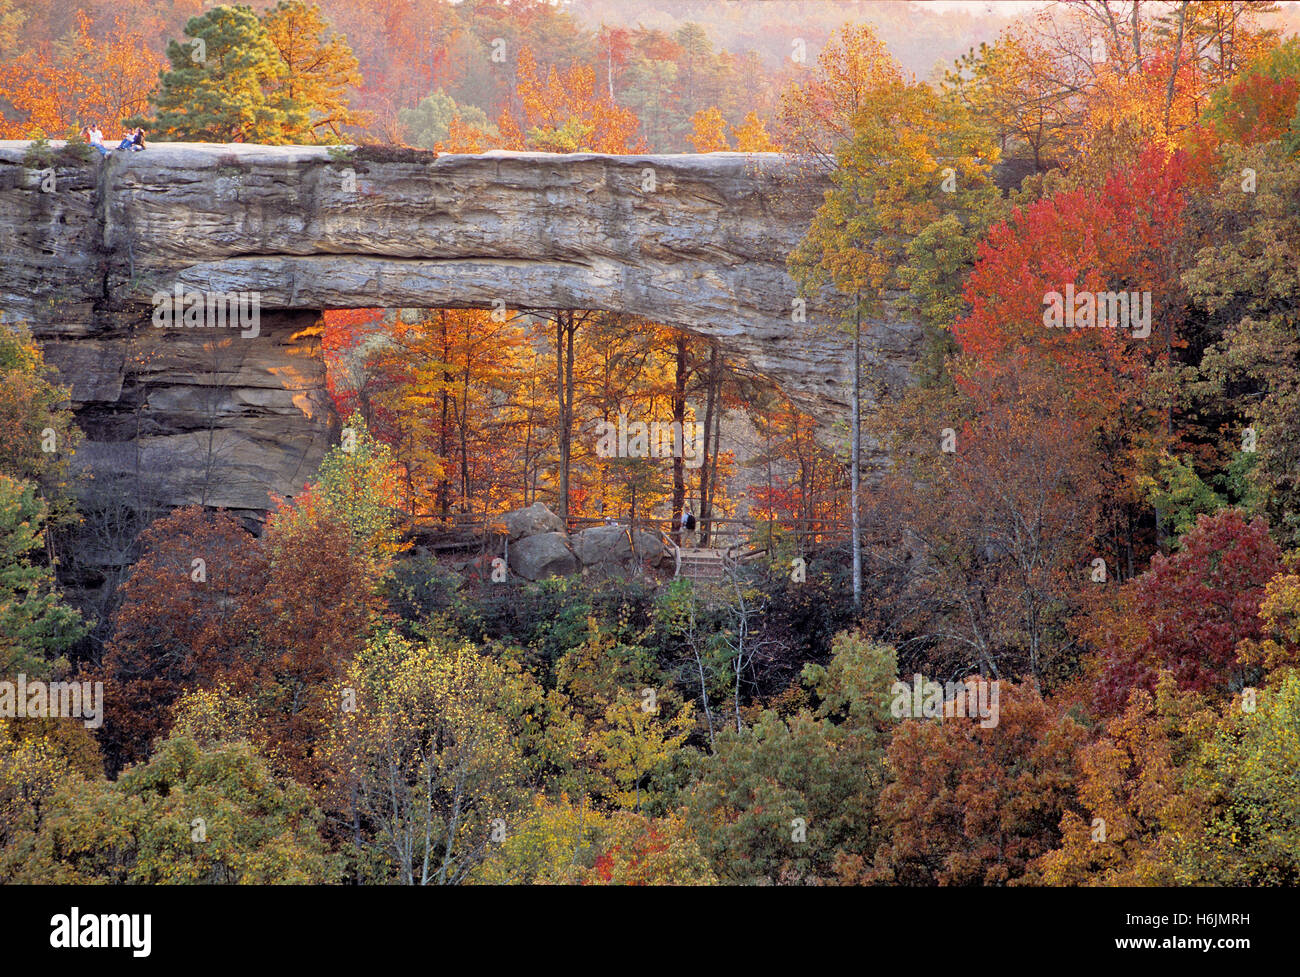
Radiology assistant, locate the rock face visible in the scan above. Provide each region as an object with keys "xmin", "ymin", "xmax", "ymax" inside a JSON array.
[{"xmin": 0, "ymin": 140, "xmax": 926, "ymax": 514}]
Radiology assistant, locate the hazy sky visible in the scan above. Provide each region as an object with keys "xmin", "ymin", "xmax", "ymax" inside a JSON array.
[
  {"xmin": 915, "ymin": 0, "xmax": 1047, "ymax": 14},
  {"xmin": 918, "ymin": 0, "xmax": 1300, "ymax": 13}
]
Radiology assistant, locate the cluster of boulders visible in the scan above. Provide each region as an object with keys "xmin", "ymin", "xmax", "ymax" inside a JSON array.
[{"xmin": 482, "ymin": 502, "xmax": 668, "ymax": 581}]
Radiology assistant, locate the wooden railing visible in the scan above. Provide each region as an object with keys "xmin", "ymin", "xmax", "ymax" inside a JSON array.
[{"xmin": 403, "ymin": 511, "xmax": 853, "ymax": 554}]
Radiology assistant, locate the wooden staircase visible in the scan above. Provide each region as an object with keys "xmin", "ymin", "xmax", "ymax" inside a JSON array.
[{"xmin": 676, "ymin": 547, "xmax": 728, "ymax": 581}]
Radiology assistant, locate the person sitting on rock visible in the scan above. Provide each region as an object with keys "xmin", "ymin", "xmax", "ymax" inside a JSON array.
[
  {"xmin": 114, "ymin": 127, "xmax": 146, "ymax": 152},
  {"xmin": 84, "ymin": 125, "xmax": 109, "ymax": 156}
]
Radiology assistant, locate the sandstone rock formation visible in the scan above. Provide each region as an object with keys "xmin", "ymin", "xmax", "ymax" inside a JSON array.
[{"xmin": 0, "ymin": 140, "xmax": 928, "ymax": 515}]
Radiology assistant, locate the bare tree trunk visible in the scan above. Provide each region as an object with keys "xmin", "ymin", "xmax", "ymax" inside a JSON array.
[
  {"xmin": 707, "ymin": 380, "xmax": 722, "ymax": 544},
  {"xmin": 1163, "ymin": 2, "xmax": 1188, "ymax": 135},
  {"xmin": 698, "ymin": 345, "xmax": 719, "ymax": 545},
  {"xmin": 607, "ymin": 33, "xmax": 615, "ymax": 100},
  {"xmin": 851, "ymin": 303, "xmax": 862, "ymax": 612},
  {"xmin": 555, "ymin": 311, "xmax": 577, "ymax": 523},
  {"xmin": 566, "ymin": 315, "xmax": 575, "ymax": 520},
  {"xmin": 671, "ymin": 332, "xmax": 688, "ymax": 544},
  {"xmin": 438, "ymin": 310, "xmax": 452, "ymax": 515}
]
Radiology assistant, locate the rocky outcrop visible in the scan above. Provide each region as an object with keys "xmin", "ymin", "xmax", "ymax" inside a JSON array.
[
  {"xmin": 0, "ymin": 140, "xmax": 931, "ymax": 514},
  {"xmin": 488, "ymin": 504, "xmax": 666, "ymax": 580}
]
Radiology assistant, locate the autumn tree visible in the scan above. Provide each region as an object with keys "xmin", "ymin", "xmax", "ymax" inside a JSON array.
[
  {"xmin": 501, "ymin": 45, "xmax": 643, "ymax": 153},
  {"xmin": 777, "ymin": 23, "xmax": 904, "ymax": 164},
  {"xmin": 1179, "ymin": 670, "xmax": 1300, "ymax": 884},
  {"xmin": 472, "ymin": 794, "xmax": 715, "ymax": 885},
  {"xmin": 17, "ymin": 720, "xmax": 334, "ymax": 884},
  {"xmin": 364, "ymin": 309, "xmax": 530, "ymax": 519},
  {"xmin": 687, "ymin": 106, "xmax": 727, "ymax": 151},
  {"xmin": 1203, "ymin": 38, "xmax": 1300, "ymax": 150},
  {"xmin": 953, "ymin": 145, "xmax": 1191, "ymax": 566},
  {"xmin": 0, "ymin": 475, "xmax": 83, "ymax": 679},
  {"xmin": 1034, "ymin": 674, "xmax": 1215, "ymax": 886},
  {"xmin": 95, "ymin": 506, "xmax": 264, "ymax": 771},
  {"xmin": 252, "ymin": 494, "xmax": 386, "ymax": 786},
  {"xmin": 731, "ymin": 111, "xmax": 777, "ymax": 151},
  {"xmin": 587, "ymin": 812, "xmax": 715, "ymax": 885},
  {"xmin": 1181, "ymin": 140, "xmax": 1300, "ymax": 545},
  {"xmin": 688, "ymin": 106, "xmax": 777, "ymax": 152},
  {"xmin": 589, "ymin": 690, "xmax": 693, "ymax": 813},
  {"xmin": 969, "ymin": 1, "xmax": 1281, "ymax": 186},
  {"xmin": 875, "ymin": 363, "xmax": 1105, "ymax": 688},
  {"xmin": 944, "ymin": 35, "xmax": 1074, "ymax": 175},
  {"xmin": 0, "ymin": 11, "xmax": 162, "ymax": 138},
  {"xmin": 262, "ymin": 0, "xmax": 367, "ymax": 142},
  {"xmin": 285, "ymin": 417, "xmax": 405, "ymax": 572},
  {"xmin": 470, "ymin": 793, "xmax": 604, "ymax": 884},
  {"xmin": 869, "ymin": 682, "xmax": 1088, "ymax": 886},
  {"xmin": 0, "ymin": 715, "xmax": 103, "ymax": 882},
  {"xmin": 1088, "ymin": 508, "xmax": 1280, "ymax": 715},
  {"xmin": 0, "ymin": 318, "xmax": 80, "ymax": 523},
  {"xmin": 323, "ymin": 631, "xmax": 535, "ymax": 885},
  {"xmin": 791, "ymin": 71, "xmax": 1002, "ymax": 609},
  {"xmin": 0, "ymin": 0, "xmax": 22, "ymax": 57},
  {"xmin": 147, "ymin": 4, "xmax": 293, "ymax": 142}
]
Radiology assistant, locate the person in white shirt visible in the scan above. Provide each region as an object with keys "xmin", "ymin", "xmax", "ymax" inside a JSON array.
[{"xmin": 84, "ymin": 125, "xmax": 109, "ymax": 156}]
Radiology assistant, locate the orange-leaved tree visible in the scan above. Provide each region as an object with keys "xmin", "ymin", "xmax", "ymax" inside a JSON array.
[{"xmin": 0, "ymin": 11, "xmax": 163, "ymax": 139}]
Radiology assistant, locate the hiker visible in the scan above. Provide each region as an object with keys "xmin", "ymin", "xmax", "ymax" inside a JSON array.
[
  {"xmin": 131, "ymin": 127, "xmax": 146, "ymax": 151},
  {"xmin": 680, "ymin": 503, "xmax": 697, "ymax": 546}
]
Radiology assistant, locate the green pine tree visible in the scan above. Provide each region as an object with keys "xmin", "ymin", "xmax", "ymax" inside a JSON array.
[{"xmin": 146, "ymin": 4, "xmax": 298, "ymax": 143}]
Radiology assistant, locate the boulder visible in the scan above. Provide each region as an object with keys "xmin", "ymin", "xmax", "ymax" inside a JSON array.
[
  {"xmin": 500, "ymin": 501, "xmax": 566, "ymax": 540},
  {"xmin": 571, "ymin": 524, "xmax": 665, "ymax": 567},
  {"xmin": 507, "ymin": 531, "xmax": 579, "ymax": 580}
]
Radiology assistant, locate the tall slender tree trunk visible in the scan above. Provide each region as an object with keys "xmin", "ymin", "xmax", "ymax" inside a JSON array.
[
  {"xmin": 851, "ymin": 302, "xmax": 861, "ymax": 612},
  {"xmin": 671, "ymin": 332, "xmax": 688, "ymax": 544},
  {"xmin": 606, "ymin": 34, "xmax": 615, "ymax": 100},
  {"xmin": 706, "ymin": 377, "xmax": 722, "ymax": 546},
  {"xmin": 565, "ymin": 315, "xmax": 575, "ymax": 520},
  {"xmin": 438, "ymin": 310, "xmax": 452, "ymax": 515},
  {"xmin": 699, "ymin": 345, "xmax": 719, "ymax": 545},
  {"xmin": 555, "ymin": 312, "xmax": 573, "ymax": 523},
  {"xmin": 458, "ymin": 345, "xmax": 470, "ymax": 502},
  {"xmin": 556, "ymin": 316, "xmax": 564, "ymax": 517}
]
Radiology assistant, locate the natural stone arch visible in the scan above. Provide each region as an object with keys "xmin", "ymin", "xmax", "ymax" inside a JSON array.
[{"xmin": 0, "ymin": 141, "xmax": 921, "ymax": 514}]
